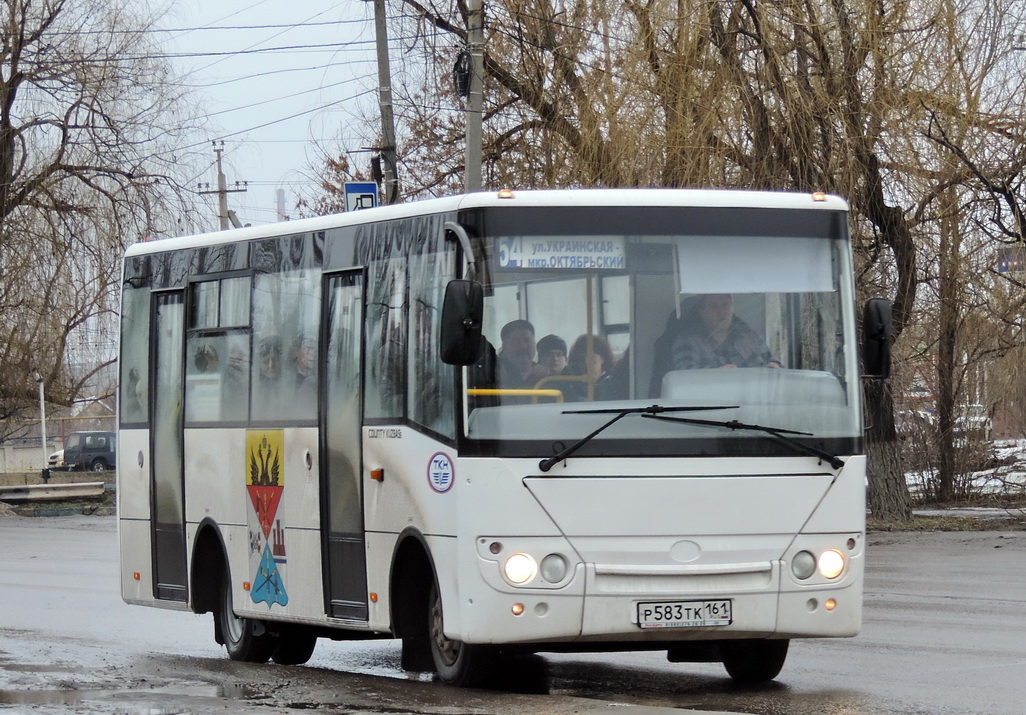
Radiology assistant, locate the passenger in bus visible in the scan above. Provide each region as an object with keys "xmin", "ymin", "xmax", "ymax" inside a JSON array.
[
  {"xmin": 497, "ymin": 319, "xmax": 548, "ymax": 393},
  {"xmin": 125, "ymin": 367, "xmax": 143, "ymax": 420},
  {"xmin": 258, "ymin": 337, "xmax": 282, "ymax": 383},
  {"xmin": 650, "ymin": 293, "xmax": 779, "ymax": 396},
  {"xmin": 536, "ymin": 334, "xmax": 569, "ymax": 376},
  {"xmin": 561, "ymin": 334, "xmax": 617, "ymax": 401},
  {"xmin": 291, "ymin": 336, "xmax": 318, "ymax": 414},
  {"xmin": 568, "ymin": 334, "xmax": 615, "ymax": 381}
]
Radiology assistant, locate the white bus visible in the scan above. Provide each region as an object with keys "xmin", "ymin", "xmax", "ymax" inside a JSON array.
[{"xmin": 118, "ymin": 189, "xmax": 891, "ymax": 686}]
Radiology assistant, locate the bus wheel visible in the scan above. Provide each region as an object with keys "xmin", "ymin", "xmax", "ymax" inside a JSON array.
[
  {"xmin": 271, "ymin": 630, "xmax": 317, "ymax": 665},
  {"xmin": 216, "ymin": 572, "xmax": 275, "ymax": 663},
  {"xmin": 428, "ymin": 582, "xmax": 492, "ymax": 687},
  {"xmin": 720, "ymin": 639, "xmax": 789, "ymax": 683}
]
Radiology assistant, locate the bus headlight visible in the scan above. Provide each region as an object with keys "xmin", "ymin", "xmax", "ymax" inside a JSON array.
[
  {"xmin": 504, "ymin": 553, "xmax": 538, "ymax": 584},
  {"xmin": 540, "ymin": 554, "xmax": 568, "ymax": 583},
  {"xmin": 818, "ymin": 549, "xmax": 846, "ymax": 579},
  {"xmin": 791, "ymin": 550, "xmax": 817, "ymax": 580}
]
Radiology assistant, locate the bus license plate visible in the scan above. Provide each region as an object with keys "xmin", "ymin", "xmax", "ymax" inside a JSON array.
[{"xmin": 637, "ymin": 599, "xmax": 732, "ymax": 629}]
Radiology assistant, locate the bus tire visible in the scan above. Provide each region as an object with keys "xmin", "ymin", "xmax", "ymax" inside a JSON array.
[
  {"xmin": 428, "ymin": 581, "xmax": 493, "ymax": 687},
  {"xmin": 271, "ymin": 630, "xmax": 317, "ymax": 665},
  {"xmin": 720, "ymin": 639, "xmax": 789, "ymax": 683},
  {"xmin": 216, "ymin": 571, "xmax": 275, "ymax": 663}
]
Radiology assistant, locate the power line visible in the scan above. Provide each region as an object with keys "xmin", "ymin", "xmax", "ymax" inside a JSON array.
[
  {"xmin": 200, "ymin": 75, "xmax": 373, "ymax": 119},
  {"xmin": 167, "ymin": 87, "xmax": 377, "ymax": 158},
  {"xmin": 67, "ymin": 31, "xmax": 448, "ymax": 63},
  {"xmin": 41, "ymin": 18, "xmax": 378, "ymax": 37},
  {"xmin": 179, "ymin": 61, "xmax": 375, "ymax": 88}
]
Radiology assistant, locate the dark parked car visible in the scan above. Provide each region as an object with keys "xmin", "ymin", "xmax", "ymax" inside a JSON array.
[{"xmin": 48, "ymin": 431, "xmax": 116, "ymax": 472}]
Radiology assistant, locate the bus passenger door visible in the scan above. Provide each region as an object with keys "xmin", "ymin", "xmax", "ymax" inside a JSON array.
[
  {"xmin": 151, "ymin": 291, "xmax": 188, "ymax": 601},
  {"xmin": 321, "ymin": 271, "xmax": 368, "ymax": 620}
]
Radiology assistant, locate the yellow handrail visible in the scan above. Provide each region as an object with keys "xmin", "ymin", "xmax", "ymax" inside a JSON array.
[{"xmin": 467, "ymin": 388, "xmax": 564, "ymax": 404}]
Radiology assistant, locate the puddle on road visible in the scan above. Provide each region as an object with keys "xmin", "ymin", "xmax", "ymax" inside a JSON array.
[{"xmin": 0, "ymin": 682, "xmax": 255, "ymax": 707}]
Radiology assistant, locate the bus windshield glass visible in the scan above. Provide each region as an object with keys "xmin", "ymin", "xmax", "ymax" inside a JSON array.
[{"xmin": 460, "ymin": 204, "xmax": 860, "ymax": 459}]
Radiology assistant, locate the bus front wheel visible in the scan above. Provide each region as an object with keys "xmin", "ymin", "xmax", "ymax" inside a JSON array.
[
  {"xmin": 428, "ymin": 582, "xmax": 493, "ymax": 687},
  {"xmin": 720, "ymin": 639, "xmax": 789, "ymax": 683},
  {"xmin": 216, "ymin": 572, "xmax": 276, "ymax": 663}
]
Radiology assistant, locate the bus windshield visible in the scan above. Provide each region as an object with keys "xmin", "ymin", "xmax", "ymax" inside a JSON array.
[{"xmin": 461, "ymin": 204, "xmax": 860, "ymax": 459}]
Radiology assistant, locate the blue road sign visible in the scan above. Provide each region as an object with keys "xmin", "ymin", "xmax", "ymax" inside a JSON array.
[{"xmin": 344, "ymin": 182, "xmax": 379, "ymax": 212}]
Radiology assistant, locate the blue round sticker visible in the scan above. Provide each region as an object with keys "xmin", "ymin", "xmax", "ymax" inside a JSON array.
[{"xmin": 427, "ymin": 452, "xmax": 454, "ymax": 493}]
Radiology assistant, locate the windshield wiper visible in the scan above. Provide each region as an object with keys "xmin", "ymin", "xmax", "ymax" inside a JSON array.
[
  {"xmin": 538, "ymin": 405, "xmax": 737, "ymax": 472},
  {"xmin": 642, "ymin": 414, "xmax": 845, "ymax": 470}
]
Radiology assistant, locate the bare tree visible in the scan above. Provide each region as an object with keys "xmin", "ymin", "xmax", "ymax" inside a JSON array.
[{"xmin": 0, "ymin": 0, "xmax": 203, "ymax": 436}]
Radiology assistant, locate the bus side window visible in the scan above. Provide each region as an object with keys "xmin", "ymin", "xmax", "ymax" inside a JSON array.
[
  {"xmin": 408, "ymin": 240, "xmax": 456, "ymax": 438},
  {"xmin": 250, "ymin": 271, "xmax": 319, "ymax": 422},
  {"xmin": 364, "ymin": 255, "xmax": 407, "ymax": 420}
]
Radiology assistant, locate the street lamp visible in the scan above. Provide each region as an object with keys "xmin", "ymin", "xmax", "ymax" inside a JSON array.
[{"xmin": 34, "ymin": 372, "xmax": 48, "ymax": 482}]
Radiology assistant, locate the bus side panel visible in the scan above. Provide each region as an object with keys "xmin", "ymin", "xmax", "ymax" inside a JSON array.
[
  {"xmin": 117, "ymin": 429, "xmax": 150, "ymax": 520},
  {"xmin": 183, "ymin": 429, "xmax": 248, "ymax": 528},
  {"xmin": 120, "ymin": 517, "xmax": 154, "ymax": 604},
  {"xmin": 364, "ymin": 530, "xmax": 397, "ymax": 631},
  {"xmin": 200, "ymin": 427, "xmax": 325, "ymax": 622},
  {"xmin": 281, "ymin": 428, "xmax": 321, "ymax": 531},
  {"xmin": 119, "ymin": 428, "xmax": 152, "ymax": 604},
  {"xmin": 363, "ymin": 428, "xmax": 458, "ymax": 538}
]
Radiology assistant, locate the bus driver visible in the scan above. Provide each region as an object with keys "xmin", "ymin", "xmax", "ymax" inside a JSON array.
[{"xmin": 650, "ymin": 293, "xmax": 780, "ymax": 396}]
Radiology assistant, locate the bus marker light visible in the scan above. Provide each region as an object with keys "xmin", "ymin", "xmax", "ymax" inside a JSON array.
[
  {"xmin": 812, "ymin": 191, "xmax": 827, "ymax": 201},
  {"xmin": 370, "ymin": 468, "xmax": 384, "ymax": 482},
  {"xmin": 511, "ymin": 603, "xmax": 525, "ymax": 616},
  {"xmin": 489, "ymin": 541, "xmax": 502, "ymax": 555},
  {"xmin": 370, "ymin": 592, "xmax": 378, "ymax": 603},
  {"xmin": 497, "ymin": 189, "xmax": 515, "ymax": 199},
  {"xmin": 243, "ymin": 581, "xmax": 251, "ymax": 591},
  {"xmin": 133, "ymin": 572, "xmax": 140, "ymax": 581},
  {"xmin": 825, "ymin": 598, "xmax": 837, "ymax": 611}
]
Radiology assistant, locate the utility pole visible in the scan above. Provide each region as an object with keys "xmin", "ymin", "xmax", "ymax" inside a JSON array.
[
  {"xmin": 372, "ymin": 0, "xmax": 399, "ymax": 203},
  {"xmin": 465, "ymin": 0, "xmax": 484, "ymax": 192},
  {"xmin": 198, "ymin": 142, "xmax": 247, "ymax": 230}
]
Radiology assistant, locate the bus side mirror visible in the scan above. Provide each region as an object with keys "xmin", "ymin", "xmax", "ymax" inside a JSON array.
[
  {"xmin": 862, "ymin": 298, "xmax": 892, "ymax": 379},
  {"xmin": 440, "ymin": 279, "xmax": 484, "ymax": 365}
]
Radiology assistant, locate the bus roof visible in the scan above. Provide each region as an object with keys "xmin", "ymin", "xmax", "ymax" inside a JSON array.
[{"xmin": 124, "ymin": 188, "xmax": 849, "ymax": 258}]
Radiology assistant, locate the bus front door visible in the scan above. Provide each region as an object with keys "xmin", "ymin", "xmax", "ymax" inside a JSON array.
[
  {"xmin": 321, "ymin": 271, "xmax": 368, "ymax": 620},
  {"xmin": 151, "ymin": 291, "xmax": 188, "ymax": 601}
]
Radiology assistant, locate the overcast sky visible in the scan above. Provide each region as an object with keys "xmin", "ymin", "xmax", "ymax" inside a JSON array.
[{"xmin": 157, "ymin": 0, "xmax": 378, "ymax": 230}]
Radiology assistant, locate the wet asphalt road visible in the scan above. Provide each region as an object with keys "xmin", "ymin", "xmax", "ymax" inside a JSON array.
[{"xmin": 0, "ymin": 515, "xmax": 1023, "ymax": 714}]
